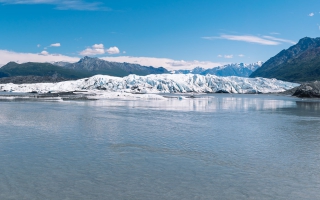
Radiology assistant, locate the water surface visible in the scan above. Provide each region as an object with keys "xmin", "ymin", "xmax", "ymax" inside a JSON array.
[{"xmin": 0, "ymin": 94, "xmax": 320, "ymax": 200}]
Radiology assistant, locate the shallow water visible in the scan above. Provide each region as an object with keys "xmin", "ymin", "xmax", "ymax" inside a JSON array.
[{"xmin": 0, "ymin": 94, "xmax": 320, "ymax": 200}]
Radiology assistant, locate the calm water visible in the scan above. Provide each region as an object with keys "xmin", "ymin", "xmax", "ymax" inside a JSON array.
[{"xmin": 0, "ymin": 94, "xmax": 320, "ymax": 200}]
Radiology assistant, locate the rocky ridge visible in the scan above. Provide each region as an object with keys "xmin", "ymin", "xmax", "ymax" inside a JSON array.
[{"xmin": 250, "ymin": 37, "xmax": 320, "ymax": 82}]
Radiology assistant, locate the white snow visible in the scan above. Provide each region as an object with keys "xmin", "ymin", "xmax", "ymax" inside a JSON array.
[{"xmin": 0, "ymin": 74, "xmax": 299, "ymax": 96}]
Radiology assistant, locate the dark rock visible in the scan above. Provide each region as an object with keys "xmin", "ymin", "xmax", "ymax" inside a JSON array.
[
  {"xmin": 292, "ymin": 81, "xmax": 320, "ymax": 98},
  {"xmin": 216, "ymin": 90, "xmax": 229, "ymax": 93}
]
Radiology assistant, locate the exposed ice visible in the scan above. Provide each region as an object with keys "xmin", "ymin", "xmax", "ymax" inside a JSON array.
[{"xmin": 0, "ymin": 74, "xmax": 299, "ymax": 96}]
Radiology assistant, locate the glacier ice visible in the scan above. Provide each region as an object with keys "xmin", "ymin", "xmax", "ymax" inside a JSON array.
[{"xmin": 0, "ymin": 74, "xmax": 299, "ymax": 94}]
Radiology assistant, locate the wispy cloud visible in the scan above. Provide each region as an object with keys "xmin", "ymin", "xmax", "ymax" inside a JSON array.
[
  {"xmin": 309, "ymin": 12, "xmax": 315, "ymax": 17},
  {"xmin": 238, "ymin": 54, "xmax": 245, "ymax": 57},
  {"xmin": 50, "ymin": 43, "xmax": 61, "ymax": 47},
  {"xmin": 262, "ymin": 36, "xmax": 296, "ymax": 44},
  {"xmin": 203, "ymin": 35, "xmax": 279, "ymax": 45},
  {"xmin": 217, "ymin": 54, "xmax": 235, "ymax": 59},
  {"xmin": 0, "ymin": 49, "xmax": 79, "ymax": 66},
  {"xmin": 203, "ymin": 34, "xmax": 296, "ymax": 45},
  {"xmin": 270, "ymin": 32, "xmax": 280, "ymax": 35},
  {"xmin": 224, "ymin": 55, "xmax": 233, "ymax": 59},
  {"xmin": 0, "ymin": 0, "xmax": 110, "ymax": 11}
]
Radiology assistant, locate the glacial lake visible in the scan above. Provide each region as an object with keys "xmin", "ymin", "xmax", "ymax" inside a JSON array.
[{"xmin": 0, "ymin": 94, "xmax": 320, "ymax": 200}]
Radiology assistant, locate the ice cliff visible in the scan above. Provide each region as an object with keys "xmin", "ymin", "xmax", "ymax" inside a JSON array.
[{"xmin": 0, "ymin": 74, "xmax": 299, "ymax": 94}]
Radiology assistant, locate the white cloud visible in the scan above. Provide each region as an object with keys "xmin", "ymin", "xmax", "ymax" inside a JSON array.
[
  {"xmin": 0, "ymin": 0, "xmax": 109, "ymax": 11},
  {"xmin": 37, "ymin": 44, "xmax": 41, "ymax": 48},
  {"xmin": 238, "ymin": 54, "xmax": 245, "ymax": 57},
  {"xmin": 50, "ymin": 43, "xmax": 61, "ymax": 47},
  {"xmin": 219, "ymin": 35, "xmax": 279, "ymax": 45},
  {"xmin": 123, "ymin": 51, "xmax": 126, "ymax": 54},
  {"xmin": 80, "ymin": 48, "xmax": 105, "ymax": 56},
  {"xmin": 92, "ymin": 44, "xmax": 104, "ymax": 49},
  {"xmin": 309, "ymin": 12, "xmax": 315, "ymax": 17},
  {"xmin": 0, "ymin": 49, "xmax": 79, "ymax": 66},
  {"xmin": 203, "ymin": 34, "xmax": 280, "ymax": 45},
  {"xmin": 40, "ymin": 50, "xmax": 49, "ymax": 56},
  {"xmin": 100, "ymin": 56, "xmax": 224, "ymax": 70},
  {"xmin": 80, "ymin": 44, "xmax": 120, "ymax": 56},
  {"xmin": 262, "ymin": 36, "xmax": 296, "ymax": 44},
  {"xmin": 80, "ymin": 44, "xmax": 105, "ymax": 56},
  {"xmin": 224, "ymin": 55, "xmax": 233, "ymax": 59},
  {"xmin": 270, "ymin": 32, "xmax": 280, "ymax": 35},
  {"xmin": 217, "ymin": 55, "xmax": 222, "ymax": 58},
  {"xmin": 203, "ymin": 34, "xmax": 296, "ymax": 45},
  {"xmin": 106, "ymin": 46, "xmax": 120, "ymax": 54}
]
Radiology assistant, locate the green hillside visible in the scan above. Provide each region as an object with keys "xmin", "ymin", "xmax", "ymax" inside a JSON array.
[{"xmin": 0, "ymin": 62, "xmax": 93, "ymax": 79}]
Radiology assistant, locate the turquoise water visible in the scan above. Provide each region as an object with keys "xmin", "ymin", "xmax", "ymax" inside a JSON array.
[{"xmin": 0, "ymin": 94, "xmax": 320, "ymax": 199}]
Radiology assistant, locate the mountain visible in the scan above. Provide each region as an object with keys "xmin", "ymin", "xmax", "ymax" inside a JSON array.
[
  {"xmin": 172, "ymin": 62, "xmax": 262, "ymax": 77},
  {"xmin": 0, "ymin": 75, "xmax": 70, "ymax": 84},
  {"xmin": 172, "ymin": 67, "xmax": 206, "ymax": 75},
  {"xmin": 52, "ymin": 61, "xmax": 71, "ymax": 67},
  {"xmin": 0, "ymin": 62, "xmax": 92, "ymax": 79},
  {"xmin": 0, "ymin": 71, "xmax": 8, "ymax": 78},
  {"xmin": 202, "ymin": 62, "xmax": 262, "ymax": 77},
  {"xmin": 0, "ymin": 57, "xmax": 170, "ymax": 83},
  {"xmin": 62, "ymin": 56, "xmax": 169, "ymax": 77},
  {"xmin": 250, "ymin": 37, "xmax": 320, "ymax": 82}
]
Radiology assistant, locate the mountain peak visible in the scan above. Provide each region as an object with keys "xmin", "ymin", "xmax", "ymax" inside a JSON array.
[
  {"xmin": 293, "ymin": 37, "xmax": 320, "ymax": 51},
  {"xmin": 64, "ymin": 56, "xmax": 169, "ymax": 77},
  {"xmin": 250, "ymin": 36, "xmax": 320, "ymax": 81},
  {"xmin": 79, "ymin": 56, "xmax": 98, "ymax": 62}
]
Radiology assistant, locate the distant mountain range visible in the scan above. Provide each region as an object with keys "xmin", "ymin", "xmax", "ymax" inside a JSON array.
[
  {"xmin": 0, "ymin": 57, "xmax": 169, "ymax": 83},
  {"xmin": 250, "ymin": 37, "xmax": 320, "ymax": 82},
  {"xmin": 0, "ymin": 62, "xmax": 91, "ymax": 79},
  {"xmin": 0, "ymin": 56, "xmax": 264, "ymax": 84},
  {"xmin": 172, "ymin": 62, "xmax": 263, "ymax": 77},
  {"xmin": 60, "ymin": 56, "xmax": 169, "ymax": 77}
]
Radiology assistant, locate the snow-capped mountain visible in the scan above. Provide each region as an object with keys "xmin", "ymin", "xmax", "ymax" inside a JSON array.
[
  {"xmin": 0, "ymin": 74, "xmax": 298, "ymax": 94},
  {"xmin": 172, "ymin": 62, "xmax": 263, "ymax": 77}
]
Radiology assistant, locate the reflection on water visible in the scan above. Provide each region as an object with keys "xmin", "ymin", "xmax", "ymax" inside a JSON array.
[
  {"xmin": 0, "ymin": 94, "xmax": 320, "ymax": 200},
  {"xmin": 296, "ymin": 100, "xmax": 320, "ymax": 111},
  {"xmin": 89, "ymin": 94, "xmax": 297, "ymax": 112}
]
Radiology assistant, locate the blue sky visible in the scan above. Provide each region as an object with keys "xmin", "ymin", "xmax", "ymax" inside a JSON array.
[{"xmin": 0, "ymin": 0, "xmax": 320, "ymax": 69}]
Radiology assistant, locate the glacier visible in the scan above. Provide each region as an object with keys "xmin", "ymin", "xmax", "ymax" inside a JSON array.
[{"xmin": 0, "ymin": 74, "xmax": 299, "ymax": 95}]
